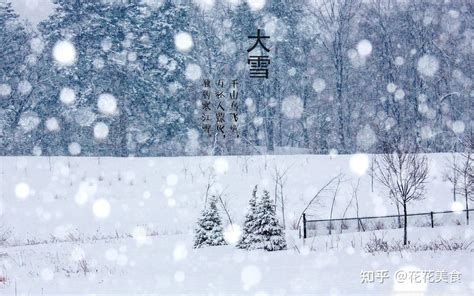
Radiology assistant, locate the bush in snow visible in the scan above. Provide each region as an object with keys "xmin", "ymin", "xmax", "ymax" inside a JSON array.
[
  {"xmin": 236, "ymin": 185, "xmax": 260, "ymax": 249},
  {"xmin": 193, "ymin": 197, "xmax": 226, "ymax": 248}
]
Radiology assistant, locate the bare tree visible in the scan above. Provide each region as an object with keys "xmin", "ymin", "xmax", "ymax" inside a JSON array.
[
  {"xmin": 443, "ymin": 153, "xmax": 460, "ymax": 202},
  {"xmin": 457, "ymin": 134, "xmax": 473, "ymax": 224},
  {"xmin": 374, "ymin": 151, "xmax": 429, "ymax": 245},
  {"xmin": 445, "ymin": 135, "xmax": 473, "ymax": 224},
  {"xmin": 272, "ymin": 164, "xmax": 292, "ymax": 230},
  {"xmin": 328, "ymin": 175, "xmax": 343, "ymax": 234},
  {"xmin": 297, "ymin": 173, "xmax": 344, "ymax": 229}
]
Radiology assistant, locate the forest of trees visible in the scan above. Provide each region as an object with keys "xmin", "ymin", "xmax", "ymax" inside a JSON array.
[{"xmin": 0, "ymin": 0, "xmax": 472, "ymax": 157}]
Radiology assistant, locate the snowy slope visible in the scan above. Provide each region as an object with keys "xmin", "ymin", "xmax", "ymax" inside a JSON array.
[{"xmin": 0, "ymin": 153, "xmax": 463, "ymax": 244}]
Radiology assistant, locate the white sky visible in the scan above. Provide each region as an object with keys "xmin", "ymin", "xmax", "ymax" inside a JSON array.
[{"xmin": 10, "ymin": 0, "xmax": 55, "ymax": 25}]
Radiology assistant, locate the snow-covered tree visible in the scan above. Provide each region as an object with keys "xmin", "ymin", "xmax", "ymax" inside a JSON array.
[
  {"xmin": 193, "ymin": 198, "xmax": 226, "ymax": 248},
  {"xmin": 236, "ymin": 185, "xmax": 259, "ymax": 249},
  {"xmin": 252, "ymin": 189, "xmax": 287, "ymax": 251},
  {"xmin": 0, "ymin": 1, "xmax": 34, "ymax": 154}
]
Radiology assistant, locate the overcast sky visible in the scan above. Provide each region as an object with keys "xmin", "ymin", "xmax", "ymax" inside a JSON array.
[{"xmin": 10, "ymin": 0, "xmax": 55, "ymax": 25}]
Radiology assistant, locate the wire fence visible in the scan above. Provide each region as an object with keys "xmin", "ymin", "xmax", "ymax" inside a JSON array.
[{"xmin": 302, "ymin": 209, "xmax": 473, "ymax": 238}]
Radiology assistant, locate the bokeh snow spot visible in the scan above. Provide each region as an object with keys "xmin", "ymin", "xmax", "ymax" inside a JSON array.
[
  {"xmin": 166, "ymin": 174, "xmax": 178, "ymax": 186},
  {"xmin": 164, "ymin": 187, "xmax": 174, "ymax": 198},
  {"xmin": 68, "ymin": 142, "xmax": 81, "ymax": 156},
  {"xmin": 93, "ymin": 122, "xmax": 109, "ymax": 140},
  {"xmin": 18, "ymin": 112, "xmax": 40, "ymax": 132},
  {"xmin": 32, "ymin": 146, "xmax": 42, "ymax": 156},
  {"xmin": 185, "ymin": 63, "xmax": 202, "ymax": 81},
  {"xmin": 18, "ymin": 80, "xmax": 32, "ymax": 95},
  {"xmin": 105, "ymin": 248, "xmax": 119, "ymax": 261},
  {"xmin": 356, "ymin": 39, "xmax": 372, "ymax": 57},
  {"xmin": 349, "ymin": 154, "xmax": 369, "ymax": 176},
  {"xmin": 356, "ymin": 125, "xmax": 376, "ymax": 150},
  {"xmin": 193, "ymin": 0, "xmax": 215, "ymax": 11},
  {"xmin": 168, "ymin": 198, "xmax": 176, "ymax": 208},
  {"xmin": 41, "ymin": 268, "xmax": 54, "ymax": 281},
  {"xmin": 71, "ymin": 247, "xmax": 85, "ymax": 261},
  {"xmin": 15, "ymin": 182, "xmax": 30, "ymax": 200},
  {"xmin": 417, "ymin": 55, "xmax": 439, "ymax": 77},
  {"xmin": 97, "ymin": 93, "xmax": 118, "ymax": 115},
  {"xmin": 60, "ymin": 87, "xmax": 76, "ymax": 105},
  {"xmin": 132, "ymin": 226, "xmax": 150, "ymax": 246},
  {"xmin": 173, "ymin": 243, "xmax": 188, "ymax": 261},
  {"xmin": 174, "ymin": 271, "xmax": 185, "ymax": 282},
  {"xmin": 223, "ymin": 224, "xmax": 242, "ymax": 245},
  {"xmin": 281, "ymin": 95, "xmax": 304, "ymax": 119},
  {"xmin": 451, "ymin": 121, "xmax": 465, "ymax": 134},
  {"xmin": 0, "ymin": 83, "xmax": 12, "ymax": 97},
  {"xmin": 394, "ymin": 89, "xmax": 405, "ymax": 101},
  {"xmin": 30, "ymin": 37, "xmax": 45, "ymax": 54},
  {"xmin": 241, "ymin": 265, "xmax": 261, "ymax": 290},
  {"xmin": 45, "ymin": 117, "xmax": 60, "ymax": 132},
  {"xmin": 92, "ymin": 198, "xmax": 111, "ymax": 218},
  {"xmin": 386, "ymin": 83, "xmax": 397, "ymax": 93},
  {"xmin": 451, "ymin": 201, "xmax": 463, "ymax": 213},
  {"xmin": 214, "ymin": 158, "xmax": 229, "ymax": 175},
  {"xmin": 53, "ymin": 40, "xmax": 77, "ymax": 66},
  {"xmin": 247, "ymin": 0, "xmax": 266, "ymax": 11},
  {"xmin": 75, "ymin": 179, "xmax": 98, "ymax": 205},
  {"xmin": 174, "ymin": 32, "xmax": 194, "ymax": 53},
  {"xmin": 312, "ymin": 78, "xmax": 326, "ymax": 93}
]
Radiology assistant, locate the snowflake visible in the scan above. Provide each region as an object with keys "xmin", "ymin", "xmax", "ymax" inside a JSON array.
[
  {"xmin": 312, "ymin": 78, "xmax": 326, "ymax": 93},
  {"xmin": 166, "ymin": 174, "xmax": 178, "ymax": 186},
  {"xmin": 185, "ymin": 63, "xmax": 202, "ymax": 81},
  {"xmin": 241, "ymin": 265, "xmax": 261, "ymax": 290},
  {"xmin": 53, "ymin": 40, "xmax": 77, "ymax": 66},
  {"xmin": 93, "ymin": 122, "xmax": 109, "ymax": 140},
  {"xmin": 356, "ymin": 39, "xmax": 372, "ymax": 57},
  {"xmin": 247, "ymin": 0, "xmax": 266, "ymax": 11},
  {"xmin": 68, "ymin": 142, "xmax": 81, "ymax": 156},
  {"xmin": 97, "ymin": 93, "xmax": 118, "ymax": 115},
  {"xmin": 92, "ymin": 198, "xmax": 111, "ymax": 218},
  {"xmin": 60, "ymin": 87, "xmax": 76, "ymax": 105},
  {"xmin": 451, "ymin": 121, "xmax": 465, "ymax": 134},
  {"xmin": 0, "ymin": 84, "xmax": 12, "ymax": 97},
  {"xmin": 214, "ymin": 158, "xmax": 229, "ymax": 175},
  {"xmin": 281, "ymin": 95, "xmax": 304, "ymax": 119},
  {"xmin": 174, "ymin": 32, "xmax": 194, "ymax": 53},
  {"xmin": 19, "ymin": 112, "xmax": 40, "ymax": 132},
  {"xmin": 193, "ymin": 0, "xmax": 215, "ymax": 11},
  {"xmin": 417, "ymin": 55, "xmax": 439, "ymax": 77},
  {"xmin": 349, "ymin": 154, "xmax": 369, "ymax": 176},
  {"xmin": 30, "ymin": 37, "xmax": 45, "ymax": 54},
  {"xmin": 15, "ymin": 182, "xmax": 30, "ymax": 200},
  {"xmin": 173, "ymin": 243, "xmax": 188, "ymax": 261},
  {"xmin": 18, "ymin": 80, "xmax": 32, "ymax": 95}
]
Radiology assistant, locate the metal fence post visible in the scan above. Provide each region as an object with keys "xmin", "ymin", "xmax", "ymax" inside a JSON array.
[
  {"xmin": 303, "ymin": 213, "xmax": 307, "ymax": 239},
  {"xmin": 430, "ymin": 211, "xmax": 434, "ymax": 228}
]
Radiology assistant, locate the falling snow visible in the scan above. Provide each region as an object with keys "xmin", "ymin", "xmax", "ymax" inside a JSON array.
[
  {"xmin": 281, "ymin": 95, "xmax": 304, "ymax": 119},
  {"xmin": 97, "ymin": 93, "xmax": 118, "ymax": 115},
  {"xmin": 53, "ymin": 40, "xmax": 77, "ymax": 66}
]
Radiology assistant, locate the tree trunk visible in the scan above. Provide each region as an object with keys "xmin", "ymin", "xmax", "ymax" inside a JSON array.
[
  {"xmin": 403, "ymin": 201, "xmax": 408, "ymax": 245},
  {"xmin": 465, "ymin": 185, "xmax": 470, "ymax": 225}
]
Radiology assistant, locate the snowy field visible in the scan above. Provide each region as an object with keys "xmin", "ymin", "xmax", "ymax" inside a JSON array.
[{"xmin": 0, "ymin": 154, "xmax": 473, "ymax": 295}]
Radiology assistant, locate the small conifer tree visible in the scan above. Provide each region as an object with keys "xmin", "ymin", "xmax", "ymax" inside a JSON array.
[
  {"xmin": 236, "ymin": 185, "xmax": 260, "ymax": 249},
  {"xmin": 193, "ymin": 198, "xmax": 226, "ymax": 248},
  {"xmin": 252, "ymin": 190, "xmax": 287, "ymax": 251}
]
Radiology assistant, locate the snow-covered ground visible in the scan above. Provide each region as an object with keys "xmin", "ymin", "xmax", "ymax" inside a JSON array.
[
  {"xmin": 0, "ymin": 154, "xmax": 472, "ymax": 294},
  {"xmin": 1, "ymin": 227, "xmax": 472, "ymax": 295}
]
